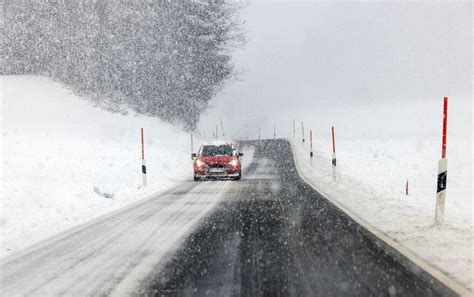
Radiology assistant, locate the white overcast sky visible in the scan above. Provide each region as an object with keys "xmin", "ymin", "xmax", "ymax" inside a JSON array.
[{"xmin": 199, "ymin": 1, "xmax": 472, "ymax": 136}]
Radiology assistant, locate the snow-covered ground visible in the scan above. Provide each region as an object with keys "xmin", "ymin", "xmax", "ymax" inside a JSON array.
[
  {"xmin": 0, "ymin": 181, "xmax": 234, "ymax": 296},
  {"xmin": 0, "ymin": 76, "xmax": 204, "ymax": 259},
  {"xmin": 288, "ymin": 97, "xmax": 473, "ymax": 291},
  {"xmin": 1, "ymin": 75, "xmax": 472, "ymax": 291}
]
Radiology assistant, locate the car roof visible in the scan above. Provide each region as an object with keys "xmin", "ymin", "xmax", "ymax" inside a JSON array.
[{"xmin": 202, "ymin": 140, "xmax": 233, "ymax": 146}]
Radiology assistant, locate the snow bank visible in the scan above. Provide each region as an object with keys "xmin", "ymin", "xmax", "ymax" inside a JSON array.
[
  {"xmin": 0, "ymin": 76, "xmax": 201, "ymax": 259},
  {"xmin": 288, "ymin": 97, "xmax": 472, "ymax": 291}
]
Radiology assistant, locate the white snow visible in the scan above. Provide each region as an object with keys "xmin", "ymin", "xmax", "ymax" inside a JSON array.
[
  {"xmin": 0, "ymin": 75, "xmax": 203, "ymax": 259},
  {"xmin": 289, "ymin": 97, "xmax": 473, "ymax": 291},
  {"xmin": 1, "ymin": 75, "xmax": 472, "ymax": 292},
  {"xmin": 0, "ymin": 181, "xmax": 233, "ymax": 296}
]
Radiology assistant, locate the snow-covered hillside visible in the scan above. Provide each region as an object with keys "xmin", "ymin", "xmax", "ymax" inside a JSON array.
[{"xmin": 0, "ymin": 76, "xmax": 200, "ymax": 259}]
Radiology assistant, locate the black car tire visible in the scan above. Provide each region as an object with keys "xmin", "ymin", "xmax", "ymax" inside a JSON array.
[{"xmin": 234, "ymin": 173, "xmax": 241, "ymax": 181}]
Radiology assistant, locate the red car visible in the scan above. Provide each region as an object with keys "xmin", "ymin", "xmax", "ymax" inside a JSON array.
[{"xmin": 191, "ymin": 142, "xmax": 243, "ymax": 181}]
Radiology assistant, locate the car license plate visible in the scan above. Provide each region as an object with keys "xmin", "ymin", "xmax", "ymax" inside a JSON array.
[{"xmin": 210, "ymin": 168, "xmax": 225, "ymax": 174}]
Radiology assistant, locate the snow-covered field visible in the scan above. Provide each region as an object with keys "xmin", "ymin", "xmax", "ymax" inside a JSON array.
[
  {"xmin": 288, "ymin": 97, "xmax": 473, "ymax": 291},
  {"xmin": 0, "ymin": 76, "xmax": 203, "ymax": 259}
]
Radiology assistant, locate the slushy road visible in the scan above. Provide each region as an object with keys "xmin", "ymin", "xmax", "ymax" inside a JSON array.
[
  {"xmin": 146, "ymin": 139, "xmax": 455, "ymax": 297},
  {"xmin": 0, "ymin": 140, "xmax": 455, "ymax": 296},
  {"xmin": 0, "ymin": 175, "xmax": 233, "ymax": 296}
]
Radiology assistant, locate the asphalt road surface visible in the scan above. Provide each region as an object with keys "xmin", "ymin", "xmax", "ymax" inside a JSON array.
[
  {"xmin": 0, "ymin": 140, "xmax": 455, "ymax": 297},
  {"xmin": 145, "ymin": 140, "xmax": 455, "ymax": 297}
]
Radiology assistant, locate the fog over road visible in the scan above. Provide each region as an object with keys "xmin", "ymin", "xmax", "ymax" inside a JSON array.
[{"xmin": 0, "ymin": 140, "xmax": 455, "ymax": 296}]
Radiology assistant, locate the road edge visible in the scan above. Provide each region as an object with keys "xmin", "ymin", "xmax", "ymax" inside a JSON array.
[
  {"xmin": 289, "ymin": 139, "xmax": 472, "ymax": 297},
  {"xmin": 0, "ymin": 183, "xmax": 194, "ymax": 265}
]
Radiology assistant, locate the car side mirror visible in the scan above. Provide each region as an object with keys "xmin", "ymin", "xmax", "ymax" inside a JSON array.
[
  {"xmin": 238, "ymin": 152, "xmax": 244, "ymax": 157},
  {"xmin": 191, "ymin": 153, "xmax": 197, "ymax": 159}
]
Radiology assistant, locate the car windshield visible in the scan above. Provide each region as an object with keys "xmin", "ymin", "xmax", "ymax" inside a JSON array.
[{"xmin": 201, "ymin": 145, "xmax": 233, "ymax": 156}]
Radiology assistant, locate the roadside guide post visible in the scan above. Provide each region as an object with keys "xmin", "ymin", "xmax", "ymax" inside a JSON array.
[
  {"xmin": 301, "ymin": 121, "xmax": 305, "ymax": 143},
  {"xmin": 141, "ymin": 128, "xmax": 147, "ymax": 188},
  {"xmin": 220, "ymin": 118, "xmax": 225, "ymax": 137},
  {"xmin": 293, "ymin": 118, "xmax": 296, "ymax": 138},
  {"xmin": 332, "ymin": 126, "xmax": 336, "ymax": 181},
  {"xmin": 435, "ymin": 97, "xmax": 448, "ymax": 225},
  {"xmin": 190, "ymin": 133, "xmax": 194, "ymax": 157}
]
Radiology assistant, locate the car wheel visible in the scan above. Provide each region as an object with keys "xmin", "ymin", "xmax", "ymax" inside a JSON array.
[{"xmin": 194, "ymin": 176, "xmax": 200, "ymax": 182}]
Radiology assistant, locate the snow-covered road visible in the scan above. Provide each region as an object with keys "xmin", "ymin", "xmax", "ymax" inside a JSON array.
[
  {"xmin": 146, "ymin": 140, "xmax": 459, "ymax": 296},
  {"xmin": 0, "ymin": 140, "xmax": 463, "ymax": 296},
  {"xmin": 0, "ymin": 180, "xmax": 232, "ymax": 296}
]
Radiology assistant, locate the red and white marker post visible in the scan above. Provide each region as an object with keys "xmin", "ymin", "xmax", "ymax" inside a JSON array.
[
  {"xmin": 293, "ymin": 119, "xmax": 296, "ymax": 138},
  {"xmin": 435, "ymin": 97, "xmax": 448, "ymax": 225},
  {"xmin": 220, "ymin": 118, "xmax": 225, "ymax": 137},
  {"xmin": 301, "ymin": 121, "xmax": 305, "ymax": 143},
  {"xmin": 309, "ymin": 129, "xmax": 313, "ymax": 158},
  {"xmin": 141, "ymin": 128, "xmax": 147, "ymax": 188},
  {"xmin": 331, "ymin": 126, "xmax": 336, "ymax": 166},
  {"xmin": 190, "ymin": 133, "xmax": 194, "ymax": 156},
  {"xmin": 331, "ymin": 126, "xmax": 337, "ymax": 181}
]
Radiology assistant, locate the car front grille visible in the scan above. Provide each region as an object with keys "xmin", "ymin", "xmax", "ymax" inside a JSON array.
[{"xmin": 208, "ymin": 164, "xmax": 227, "ymax": 169}]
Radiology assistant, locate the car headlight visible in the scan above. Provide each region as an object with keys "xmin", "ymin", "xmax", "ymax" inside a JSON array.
[
  {"xmin": 228, "ymin": 159, "xmax": 238, "ymax": 167},
  {"xmin": 196, "ymin": 160, "xmax": 205, "ymax": 168}
]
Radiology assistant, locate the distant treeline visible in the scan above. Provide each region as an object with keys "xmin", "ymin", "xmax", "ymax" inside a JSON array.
[{"xmin": 2, "ymin": 0, "xmax": 244, "ymax": 129}]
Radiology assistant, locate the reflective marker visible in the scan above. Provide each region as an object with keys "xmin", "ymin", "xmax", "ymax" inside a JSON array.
[
  {"xmin": 435, "ymin": 97, "xmax": 448, "ymax": 225},
  {"xmin": 141, "ymin": 128, "xmax": 147, "ymax": 188}
]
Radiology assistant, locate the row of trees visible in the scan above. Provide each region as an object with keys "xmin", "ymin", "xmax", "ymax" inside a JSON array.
[{"xmin": 2, "ymin": 0, "xmax": 244, "ymax": 129}]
